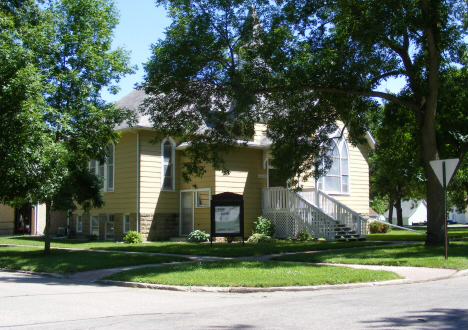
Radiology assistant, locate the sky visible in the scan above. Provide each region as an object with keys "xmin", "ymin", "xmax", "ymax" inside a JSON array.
[
  {"xmin": 101, "ymin": 0, "xmax": 171, "ymax": 103},
  {"xmin": 102, "ymin": 1, "xmax": 405, "ymax": 103}
]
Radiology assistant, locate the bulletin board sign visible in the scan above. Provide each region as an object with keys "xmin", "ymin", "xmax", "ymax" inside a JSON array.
[{"xmin": 210, "ymin": 192, "xmax": 244, "ymax": 245}]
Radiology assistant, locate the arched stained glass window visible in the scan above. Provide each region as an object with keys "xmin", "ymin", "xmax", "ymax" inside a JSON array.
[
  {"xmin": 318, "ymin": 134, "xmax": 350, "ymax": 194},
  {"xmin": 161, "ymin": 138, "xmax": 175, "ymax": 191}
]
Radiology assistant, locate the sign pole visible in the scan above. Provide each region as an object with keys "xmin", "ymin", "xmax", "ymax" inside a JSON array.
[{"xmin": 443, "ymin": 161, "xmax": 448, "ymax": 260}]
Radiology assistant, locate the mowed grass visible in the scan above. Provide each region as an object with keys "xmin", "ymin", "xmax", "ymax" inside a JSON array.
[
  {"xmin": 103, "ymin": 260, "xmax": 402, "ymax": 287},
  {"xmin": 0, "ymin": 246, "xmax": 189, "ymax": 274},
  {"xmin": 367, "ymin": 227, "xmax": 468, "ymax": 241},
  {"xmin": 0, "ymin": 236, "xmax": 390, "ymax": 257},
  {"xmin": 273, "ymin": 241, "xmax": 468, "ymax": 270}
]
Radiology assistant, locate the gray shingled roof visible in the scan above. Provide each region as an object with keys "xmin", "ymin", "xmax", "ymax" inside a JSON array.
[{"xmin": 114, "ymin": 89, "xmax": 153, "ymax": 130}]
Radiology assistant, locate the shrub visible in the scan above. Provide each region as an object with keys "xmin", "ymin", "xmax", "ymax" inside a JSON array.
[
  {"xmin": 123, "ymin": 230, "xmax": 143, "ymax": 244},
  {"xmin": 247, "ymin": 233, "xmax": 275, "ymax": 243},
  {"xmin": 369, "ymin": 222, "xmax": 392, "ymax": 234},
  {"xmin": 188, "ymin": 230, "xmax": 210, "ymax": 243},
  {"xmin": 66, "ymin": 226, "xmax": 76, "ymax": 239},
  {"xmin": 297, "ymin": 231, "xmax": 313, "ymax": 242},
  {"xmin": 86, "ymin": 234, "xmax": 99, "ymax": 241},
  {"xmin": 253, "ymin": 216, "xmax": 275, "ymax": 237}
]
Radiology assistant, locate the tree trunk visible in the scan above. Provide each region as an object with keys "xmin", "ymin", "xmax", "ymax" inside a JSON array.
[
  {"xmin": 395, "ymin": 182, "xmax": 403, "ymax": 227},
  {"xmin": 44, "ymin": 199, "xmax": 52, "ymax": 255},
  {"xmin": 388, "ymin": 197, "xmax": 394, "ymax": 224}
]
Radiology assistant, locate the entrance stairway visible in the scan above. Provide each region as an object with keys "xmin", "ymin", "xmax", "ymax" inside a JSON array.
[{"xmin": 262, "ymin": 188, "xmax": 367, "ymax": 241}]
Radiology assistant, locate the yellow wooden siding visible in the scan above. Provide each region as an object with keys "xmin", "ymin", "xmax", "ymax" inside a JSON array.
[
  {"xmin": 94, "ymin": 132, "xmax": 138, "ymax": 214},
  {"xmin": 331, "ymin": 143, "xmax": 370, "ymax": 215},
  {"xmin": 180, "ymin": 155, "xmax": 216, "ymax": 234},
  {"xmin": 215, "ymin": 147, "xmax": 267, "ymax": 236},
  {"xmin": 0, "ymin": 204, "xmax": 14, "ymax": 234},
  {"xmin": 139, "ymin": 131, "xmax": 179, "ymax": 215}
]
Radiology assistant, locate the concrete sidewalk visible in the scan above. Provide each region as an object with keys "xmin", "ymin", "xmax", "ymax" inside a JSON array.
[{"xmin": 65, "ymin": 252, "xmax": 468, "ymax": 292}]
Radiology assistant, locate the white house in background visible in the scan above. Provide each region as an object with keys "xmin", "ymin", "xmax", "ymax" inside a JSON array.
[
  {"xmin": 384, "ymin": 200, "xmax": 427, "ymax": 226},
  {"xmin": 448, "ymin": 207, "xmax": 467, "ymax": 224}
]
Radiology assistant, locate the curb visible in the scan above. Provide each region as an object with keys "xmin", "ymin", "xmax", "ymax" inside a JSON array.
[{"xmin": 95, "ymin": 278, "xmax": 411, "ymax": 293}]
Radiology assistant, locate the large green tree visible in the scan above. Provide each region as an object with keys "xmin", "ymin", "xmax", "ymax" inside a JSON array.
[
  {"xmin": 370, "ymin": 103, "xmax": 426, "ymax": 226},
  {"xmin": 143, "ymin": 0, "xmax": 468, "ymax": 245},
  {"xmin": 0, "ymin": 0, "xmax": 134, "ymax": 254}
]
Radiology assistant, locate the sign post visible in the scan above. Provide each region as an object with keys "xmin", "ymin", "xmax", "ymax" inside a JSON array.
[{"xmin": 429, "ymin": 158, "xmax": 459, "ymax": 260}]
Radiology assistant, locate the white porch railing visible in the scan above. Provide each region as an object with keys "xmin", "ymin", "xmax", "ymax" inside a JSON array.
[
  {"xmin": 262, "ymin": 187, "xmax": 340, "ymax": 241},
  {"xmin": 262, "ymin": 187, "xmax": 368, "ymax": 240},
  {"xmin": 298, "ymin": 189, "xmax": 368, "ymax": 237}
]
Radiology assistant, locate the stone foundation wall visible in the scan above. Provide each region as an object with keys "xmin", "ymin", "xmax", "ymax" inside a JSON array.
[{"xmin": 140, "ymin": 213, "xmax": 179, "ymax": 241}]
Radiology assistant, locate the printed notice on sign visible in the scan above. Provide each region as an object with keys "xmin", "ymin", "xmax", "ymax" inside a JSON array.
[{"xmin": 214, "ymin": 206, "xmax": 241, "ymax": 234}]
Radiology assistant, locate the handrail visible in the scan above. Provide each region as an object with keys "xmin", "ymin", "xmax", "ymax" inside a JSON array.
[
  {"xmin": 262, "ymin": 187, "xmax": 341, "ymax": 240},
  {"xmin": 298, "ymin": 189, "xmax": 367, "ymax": 236}
]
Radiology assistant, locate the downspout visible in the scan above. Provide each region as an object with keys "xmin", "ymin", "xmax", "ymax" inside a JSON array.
[
  {"xmin": 130, "ymin": 128, "xmax": 140, "ymax": 233},
  {"xmin": 137, "ymin": 131, "xmax": 140, "ymax": 233}
]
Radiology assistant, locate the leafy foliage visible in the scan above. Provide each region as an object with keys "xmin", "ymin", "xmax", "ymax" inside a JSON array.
[
  {"xmin": 246, "ymin": 233, "xmax": 275, "ymax": 244},
  {"xmin": 369, "ymin": 222, "xmax": 392, "ymax": 234},
  {"xmin": 296, "ymin": 231, "xmax": 313, "ymax": 242},
  {"xmin": 143, "ymin": 0, "xmax": 468, "ymax": 244},
  {"xmin": 123, "ymin": 231, "xmax": 143, "ymax": 244},
  {"xmin": 0, "ymin": 0, "xmax": 134, "ymax": 253},
  {"xmin": 253, "ymin": 216, "xmax": 275, "ymax": 237},
  {"xmin": 188, "ymin": 230, "xmax": 210, "ymax": 243}
]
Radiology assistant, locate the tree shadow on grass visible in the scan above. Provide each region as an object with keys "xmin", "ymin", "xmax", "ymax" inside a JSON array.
[{"xmin": 361, "ymin": 308, "xmax": 468, "ymax": 329}]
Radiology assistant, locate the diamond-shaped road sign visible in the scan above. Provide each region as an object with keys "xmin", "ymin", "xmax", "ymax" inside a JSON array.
[{"xmin": 430, "ymin": 159, "xmax": 459, "ymax": 188}]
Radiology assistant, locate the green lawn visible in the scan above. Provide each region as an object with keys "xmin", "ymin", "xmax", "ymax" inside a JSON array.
[
  {"xmin": 367, "ymin": 227, "xmax": 468, "ymax": 241},
  {"xmin": 103, "ymin": 260, "xmax": 402, "ymax": 287},
  {"xmin": 0, "ymin": 236, "xmax": 390, "ymax": 257},
  {"xmin": 273, "ymin": 241, "xmax": 468, "ymax": 270},
  {"xmin": 0, "ymin": 246, "xmax": 189, "ymax": 274}
]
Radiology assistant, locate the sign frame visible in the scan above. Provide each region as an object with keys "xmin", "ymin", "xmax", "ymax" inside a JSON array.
[{"xmin": 210, "ymin": 192, "xmax": 244, "ymax": 245}]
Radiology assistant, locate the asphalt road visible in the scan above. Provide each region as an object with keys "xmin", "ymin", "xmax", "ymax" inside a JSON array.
[{"xmin": 1, "ymin": 271, "xmax": 467, "ymax": 329}]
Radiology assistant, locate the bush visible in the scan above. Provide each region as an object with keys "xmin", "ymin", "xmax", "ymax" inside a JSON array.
[
  {"xmin": 253, "ymin": 216, "xmax": 275, "ymax": 237},
  {"xmin": 86, "ymin": 234, "xmax": 99, "ymax": 241},
  {"xmin": 188, "ymin": 230, "xmax": 210, "ymax": 243},
  {"xmin": 369, "ymin": 222, "xmax": 392, "ymax": 234},
  {"xmin": 247, "ymin": 233, "xmax": 275, "ymax": 243},
  {"xmin": 297, "ymin": 231, "xmax": 313, "ymax": 242},
  {"xmin": 123, "ymin": 231, "xmax": 143, "ymax": 244}
]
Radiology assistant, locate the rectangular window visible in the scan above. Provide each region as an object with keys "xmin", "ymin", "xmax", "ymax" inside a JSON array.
[
  {"xmin": 123, "ymin": 214, "xmax": 130, "ymax": 233},
  {"xmin": 76, "ymin": 215, "xmax": 82, "ymax": 233},
  {"xmin": 196, "ymin": 190, "xmax": 211, "ymax": 208},
  {"xmin": 107, "ymin": 144, "xmax": 114, "ymax": 191},
  {"xmin": 91, "ymin": 216, "xmax": 99, "ymax": 236},
  {"xmin": 89, "ymin": 144, "xmax": 115, "ymax": 192}
]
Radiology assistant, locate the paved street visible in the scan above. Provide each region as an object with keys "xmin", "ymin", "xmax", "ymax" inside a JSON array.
[{"xmin": 1, "ymin": 271, "xmax": 467, "ymax": 329}]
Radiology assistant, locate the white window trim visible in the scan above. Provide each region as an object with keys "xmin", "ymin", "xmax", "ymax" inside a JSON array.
[
  {"xmin": 195, "ymin": 188, "xmax": 211, "ymax": 208},
  {"xmin": 76, "ymin": 215, "xmax": 83, "ymax": 233},
  {"xmin": 161, "ymin": 137, "xmax": 176, "ymax": 192},
  {"xmin": 89, "ymin": 143, "xmax": 115, "ymax": 192},
  {"xmin": 123, "ymin": 214, "xmax": 130, "ymax": 234},
  {"xmin": 319, "ymin": 133, "xmax": 351, "ymax": 195}
]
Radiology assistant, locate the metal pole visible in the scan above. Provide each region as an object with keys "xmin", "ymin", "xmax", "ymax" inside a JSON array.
[{"xmin": 443, "ymin": 161, "xmax": 448, "ymax": 260}]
